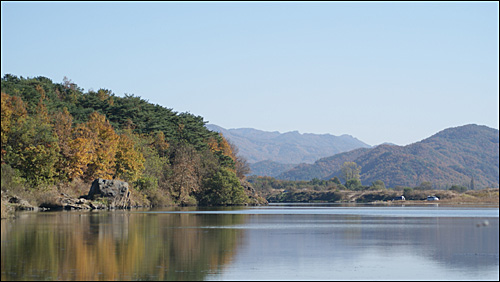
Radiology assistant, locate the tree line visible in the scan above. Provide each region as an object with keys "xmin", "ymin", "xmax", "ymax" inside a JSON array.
[
  {"xmin": 249, "ymin": 161, "xmax": 474, "ymax": 201},
  {"xmin": 1, "ymin": 75, "xmax": 263, "ymax": 206}
]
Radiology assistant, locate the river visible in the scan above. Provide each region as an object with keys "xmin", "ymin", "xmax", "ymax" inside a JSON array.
[{"xmin": 1, "ymin": 203, "xmax": 498, "ymax": 281}]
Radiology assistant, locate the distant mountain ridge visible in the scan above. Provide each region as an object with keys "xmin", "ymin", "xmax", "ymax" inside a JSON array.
[
  {"xmin": 278, "ymin": 124, "xmax": 499, "ymax": 189},
  {"xmin": 206, "ymin": 124, "xmax": 372, "ymax": 165},
  {"xmin": 248, "ymin": 160, "xmax": 299, "ymax": 178}
]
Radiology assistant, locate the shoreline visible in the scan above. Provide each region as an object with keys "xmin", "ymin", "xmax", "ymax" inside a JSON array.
[{"xmin": 2, "ymin": 188, "xmax": 499, "ymax": 219}]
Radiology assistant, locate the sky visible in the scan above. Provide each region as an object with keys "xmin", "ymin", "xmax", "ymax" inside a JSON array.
[{"xmin": 1, "ymin": 1, "xmax": 498, "ymax": 146}]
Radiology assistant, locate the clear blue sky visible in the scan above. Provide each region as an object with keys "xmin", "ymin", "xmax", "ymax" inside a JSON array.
[{"xmin": 2, "ymin": 1, "xmax": 498, "ymax": 146}]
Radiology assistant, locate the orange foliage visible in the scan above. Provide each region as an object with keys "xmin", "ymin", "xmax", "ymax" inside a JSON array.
[
  {"xmin": 65, "ymin": 124, "xmax": 94, "ymax": 180},
  {"xmin": 208, "ymin": 133, "xmax": 236, "ymax": 162},
  {"xmin": 83, "ymin": 112, "xmax": 119, "ymax": 180},
  {"xmin": 115, "ymin": 131, "xmax": 145, "ymax": 182},
  {"xmin": 152, "ymin": 131, "xmax": 170, "ymax": 157},
  {"xmin": 1, "ymin": 92, "xmax": 28, "ymax": 162}
]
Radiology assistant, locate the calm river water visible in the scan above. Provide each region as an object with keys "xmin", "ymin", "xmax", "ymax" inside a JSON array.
[{"xmin": 1, "ymin": 203, "xmax": 499, "ymax": 281}]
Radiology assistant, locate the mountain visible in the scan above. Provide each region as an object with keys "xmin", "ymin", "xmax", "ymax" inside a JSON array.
[
  {"xmin": 278, "ymin": 124, "xmax": 499, "ymax": 189},
  {"xmin": 206, "ymin": 124, "xmax": 372, "ymax": 165},
  {"xmin": 249, "ymin": 161, "xmax": 299, "ymax": 178}
]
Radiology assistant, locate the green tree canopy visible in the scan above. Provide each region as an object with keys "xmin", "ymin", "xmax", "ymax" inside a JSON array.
[
  {"xmin": 198, "ymin": 167, "xmax": 248, "ymax": 206},
  {"xmin": 341, "ymin": 161, "xmax": 361, "ymax": 183}
]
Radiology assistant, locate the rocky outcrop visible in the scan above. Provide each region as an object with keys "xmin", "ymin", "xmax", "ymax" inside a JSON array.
[
  {"xmin": 86, "ymin": 178, "xmax": 131, "ymax": 208},
  {"xmin": 240, "ymin": 179, "xmax": 268, "ymax": 205},
  {"xmin": 38, "ymin": 179, "xmax": 131, "ymax": 211},
  {"xmin": 2, "ymin": 179, "xmax": 135, "ymax": 215},
  {"xmin": 8, "ymin": 195, "xmax": 37, "ymax": 211}
]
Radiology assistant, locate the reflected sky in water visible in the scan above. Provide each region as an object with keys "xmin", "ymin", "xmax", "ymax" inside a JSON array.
[
  {"xmin": 2, "ymin": 204, "xmax": 499, "ymax": 281},
  {"xmin": 145, "ymin": 203, "xmax": 499, "ymax": 218}
]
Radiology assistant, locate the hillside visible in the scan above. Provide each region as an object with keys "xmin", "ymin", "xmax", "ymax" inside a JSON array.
[
  {"xmin": 278, "ymin": 124, "xmax": 499, "ymax": 189},
  {"xmin": 1, "ymin": 75, "xmax": 266, "ymax": 207},
  {"xmin": 206, "ymin": 124, "xmax": 371, "ymax": 165},
  {"xmin": 249, "ymin": 161, "xmax": 299, "ymax": 177}
]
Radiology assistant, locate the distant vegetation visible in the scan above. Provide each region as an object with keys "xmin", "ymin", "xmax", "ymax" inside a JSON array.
[
  {"xmin": 249, "ymin": 159, "xmax": 499, "ymax": 204},
  {"xmin": 1, "ymin": 75, "xmax": 265, "ymax": 208},
  {"xmin": 2, "ymin": 75, "xmax": 497, "ymax": 211},
  {"xmin": 277, "ymin": 124, "xmax": 499, "ymax": 189},
  {"xmin": 249, "ymin": 172, "xmax": 499, "ymax": 204}
]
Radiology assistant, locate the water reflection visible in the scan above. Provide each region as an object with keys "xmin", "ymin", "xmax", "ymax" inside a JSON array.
[
  {"xmin": 1, "ymin": 209, "xmax": 245, "ymax": 281},
  {"xmin": 1, "ymin": 206, "xmax": 499, "ymax": 281},
  {"xmin": 209, "ymin": 212, "xmax": 499, "ymax": 281}
]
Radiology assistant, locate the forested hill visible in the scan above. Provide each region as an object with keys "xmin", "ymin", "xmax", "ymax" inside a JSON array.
[
  {"xmin": 278, "ymin": 124, "xmax": 499, "ymax": 189},
  {"xmin": 1, "ymin": 75, "xmax": 212, "ymax": 149},
  {"xmin": 1, "ymin": 75, "xmax": 265, "ymax": 206}
]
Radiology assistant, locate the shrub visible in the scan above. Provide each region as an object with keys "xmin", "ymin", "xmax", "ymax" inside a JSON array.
[
  {"xmin": 449, "ymin": 185, "xmax": 467, "ymax": 193},
  {"xmin": 198, "ymin": 167, "xmax": 248, "ymax": 206}
]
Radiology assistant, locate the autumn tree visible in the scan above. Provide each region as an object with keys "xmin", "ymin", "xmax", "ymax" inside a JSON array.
[
  {"xmin": 207, "ymin": 133, "xmax": 236, "ymax": 170},
  {"xmin": 1, "ymin": 92, "xmax": 28, "ymax": 162},
  {"xmin": 3, "ymin": 97, "xmax": 60, "ymax": 186},
  {"xmin": 52, "ymin": 108, "xmax": 77, "ymax": 180},
  {"xmin": 83, "ymin": 112, "xmax": 119, "ymax": 180},
  {"xmin": 114, "ymin": 130, "xmax": 145, "ymax": 182},
  {"xmin": 152, "ymin": 131, "xmax": 170, "ymax": 158},
  {"xmin": 229, "ymin": 140, "xmax": 251, "ymax": 178},
  {"xmin": 68, "ymin": 123, "xmax": 97, "ymax": 180},
  {"xmin": 169, "ymin": 143, "xmax": 200, "ymax": 205}
]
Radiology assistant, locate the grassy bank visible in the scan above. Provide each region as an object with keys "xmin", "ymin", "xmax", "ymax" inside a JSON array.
[{"xmin": 268, "ymin": 188, "xmax": 499, "ymax": 205}]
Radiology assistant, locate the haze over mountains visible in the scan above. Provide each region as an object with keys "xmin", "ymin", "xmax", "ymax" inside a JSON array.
[
  {"xmin": 207, "ymin": 124, "xmax": 499, "ymax": 189},
  {"xmin": 206, "ymin": 124, "xmax": 371, "ymax": 174}
]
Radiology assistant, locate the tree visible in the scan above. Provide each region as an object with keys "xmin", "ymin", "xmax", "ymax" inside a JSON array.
[
  {"xmin": 198, "ymin": 167, "xmax": 248, "ymax": 206},
  {"xmin": 341, "ymin": 161, "xmax": 361, "ymax": 183},
  {"xmin": 370, "ymin": 180, "xmax": 386, "ymax": 190},
  {"xmin": 114, "ymin": 130, "xmax": 145, "ymax": 182},
  {"xmin": 329, "ymin": 176, "xmax": 342, "ymax": 185},
  {"xmin": 229, "ymin": 140, "xmax": 250, "ymax": 178},
  {"xmin": 345, "ymin": 179, "xmax": 362, "ymax": 190},
  {"xmin": 470, "ymin": 176, "xmax": 475, "ymax": 190},
  {"xmin": 83, "ymin": 112, "xmax": 119, "ymax": 180},
  {"xmin": 207, "ymin": 133, "xmax": 236, "ymax": 170},
  {"xmin": 449, "ymin": 185, "xmax": 467, "ymax": 193},
  {"xmin": 170, "ymin": 143, "xmax": 200, "ymax": 205},
  {"xmin": 52, "ymin": 108, "xmax": 76, "ymax": 180},
  {"xmin": 1, "ymin": 93, "xmax": 28, "ymax": 162},
  {"xmin": 4, "ymin": 114, "xmax": 59, "ymax": 186},
  {"xmin": 67, "ymin": 123, "xmax": 96, "ymax": 180}
]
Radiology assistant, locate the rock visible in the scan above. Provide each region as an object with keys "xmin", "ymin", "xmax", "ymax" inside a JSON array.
[
  {"xmin": 240, "ymin": 179, "xmax": 268, "ymax": 205},
  {"xmin": 9, "ymin": 196, "xmax": 37, "ymax": 211},
  {"xmin": 76, "ymin": 198, "xmax": 87, "ymax": 205},
  {"xmin": 87, "ymin": 178, "xmax": 131, "ymax": 208},
  {"xmin": 89, "ymin": 201, "xmax": 106, "ymax": 209}
]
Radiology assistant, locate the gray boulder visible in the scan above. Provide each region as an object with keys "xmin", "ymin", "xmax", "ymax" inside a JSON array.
[{"xmin": 87, "ymin": 178, "xmax": 130, "ymax": 208}]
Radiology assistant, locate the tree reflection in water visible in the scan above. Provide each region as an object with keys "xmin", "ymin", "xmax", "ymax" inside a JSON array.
[{"xmin": 1, "ymin": 209, "xmax": 246, "ymax": 281}]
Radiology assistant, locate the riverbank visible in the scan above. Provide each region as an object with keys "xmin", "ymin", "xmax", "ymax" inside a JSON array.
[
  {"xmin": 2, "ymin": 187, "xmax": 498, "ymax": 219},
  {"xmin": 267, "ymin": 188, "xmax": 499, "ymax": 206},
  {"xmin": 0, "ymin": 177, "xmax": 267, "ymax": 219}
]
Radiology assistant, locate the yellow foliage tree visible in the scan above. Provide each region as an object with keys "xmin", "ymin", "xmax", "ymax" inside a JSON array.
[
  {"xmin": 114, "ymin": 131, "xmax": 145, "ymax": 183},
  {"xmin": 69, "ymin": 123, "xmax": 96, "ymax": 180},
  {"xmin": 1, "ymin": 92, "xmax": 28, "ymax": 163},
  {"xmin": 84, "ymin": 112, "xmax": 119, "ymax": 180},
  {"xmin": 152, "ymin": 131, "xmax": 170, "ymax": 157},
  {"xmin": 52, "ymin": 108, "xmax": 93, "ymax": 180},
  {"xmin": 208, "ymin": 133, "xmax": 236, "ymax": 162},
  {"xmin": 1, "ymin": 92, "xmax": 13, "ymax": 161}
]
